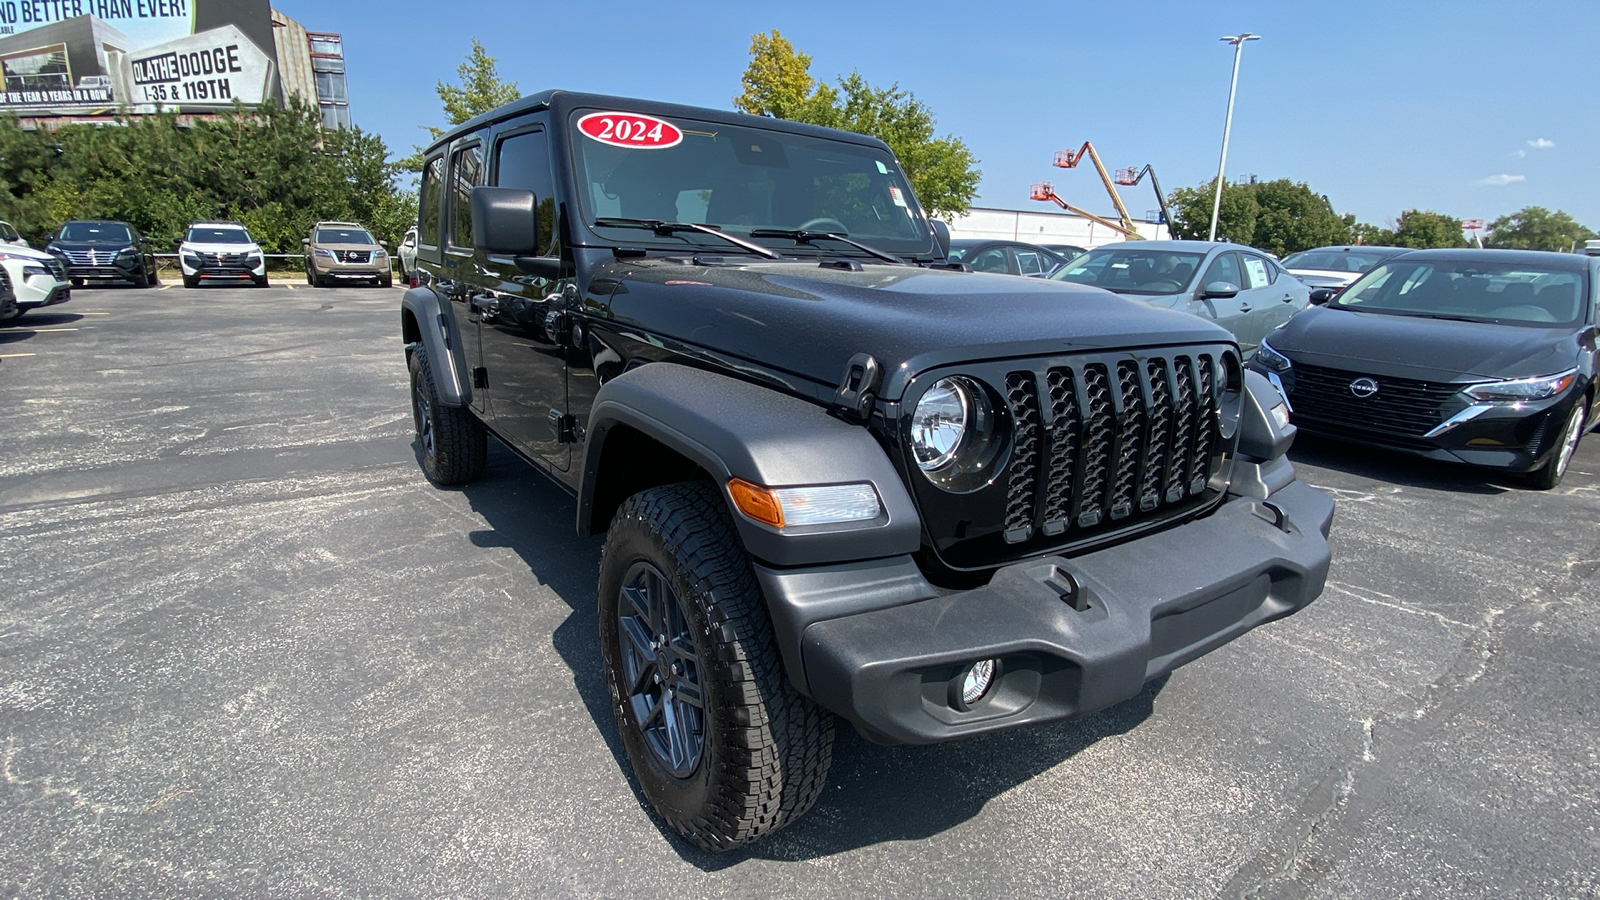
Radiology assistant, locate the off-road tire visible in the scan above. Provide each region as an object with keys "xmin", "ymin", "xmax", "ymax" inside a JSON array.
[
  {"xmin": 379, "ymin": 274, "xmax": 393, "ymax": 288},
  {"xmin": 598, "ymin": 482, "xmax": 834, "ymax": 851},
  {"xmin": 407, "ymin": 347, "xmax": 486, "ymax": 485},
  {"xmin": 305, "ymin": 266, "xmax": 315, "ymax": 287},
  {"xmin": 182, "ymin": 275, "xmax": 199, "ymax": 288},
  {"xmin": 1528, "ymin": 401, "xmax": 1587, "ymax": 490}
]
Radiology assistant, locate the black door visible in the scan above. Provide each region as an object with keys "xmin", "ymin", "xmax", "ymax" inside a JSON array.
[{"xmin": 470, "ymin": 123, "xmax": 571, "ymax": 472}]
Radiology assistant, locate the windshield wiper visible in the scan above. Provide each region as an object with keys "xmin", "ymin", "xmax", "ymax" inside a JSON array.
[
  {"xmin": 592, "ymin": 217, "xmax": 779, "ymax": 259},
  {"xmin": 748, "ymin": 229, "xmax": 905, "ymax": 265}
]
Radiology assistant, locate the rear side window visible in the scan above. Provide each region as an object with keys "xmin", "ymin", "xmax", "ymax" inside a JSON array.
[
  {"xmin": 494, "ymin": 128, "xmax": 558, "ymax": 257},
  {"xmin": 419, "ymin": 154, "xmax": 445, "ymax": 246},
  {"xmin": 449, "ymin": 142, "xmax": 484, "ymax": 250},
  {"xmin": 1240, "ymin": 254, "xmax": 1274, "ymax": 288}
]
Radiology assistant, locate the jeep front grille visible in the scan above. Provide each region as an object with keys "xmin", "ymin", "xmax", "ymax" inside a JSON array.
[{"xmin": 905, "ymin": 344, "xmax": 1239, "ymax": 571}]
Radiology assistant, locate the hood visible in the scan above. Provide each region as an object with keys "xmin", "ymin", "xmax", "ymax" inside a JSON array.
[
  {"xmin": 1270, "ymin": 304, "xmax": 1582, "ymax": 381},
  {"xmin": 50, "ymin": 239, "xmax": 135, "ymax": 250},
  {"xmin": 182, "ymin": 241, "xmax": 260, "ymax": 254},
  {"xmin": 1288, "ymin": 267, "xmax": 1359, "ymax": 287},
  {"xmin": 0, "ymin": 245, "xmax": 58, "ymax": 262},
  {"xmin": 602, "ymin": 258, "xmax": 1234, "ymax": 398}
]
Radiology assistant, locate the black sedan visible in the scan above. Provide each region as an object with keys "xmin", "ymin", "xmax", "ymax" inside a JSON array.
[
  {"xmin": 1248, "ymin": 249, "xmax": 1597, "ymax": 488},
  {"xmin": 46, "ymin": 220, "xmax": 159, "ymax": 288},
  {"xmin": 944, "ymin": 239, "xmax": 1069, "ymax": 277}
]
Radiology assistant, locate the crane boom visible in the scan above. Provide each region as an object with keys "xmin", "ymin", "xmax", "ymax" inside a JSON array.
[
  {"xmin": 1113, "ymin": 164, "xmax": 1174, "ymax": 234},
  {"xmin": 1029, "ymin": 182, "xmax": 1137, "ymax": 237},
  {"xmin": 1053, "ymin": 142, "xmax": 1141, "ymax": 238}
]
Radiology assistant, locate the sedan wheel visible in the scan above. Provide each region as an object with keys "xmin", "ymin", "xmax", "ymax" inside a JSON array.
[{"xmin": 1529, "ymin": 402, "xmax": 1587, "ymax": 490}]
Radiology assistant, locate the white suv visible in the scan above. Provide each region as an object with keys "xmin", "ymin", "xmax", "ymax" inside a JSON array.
[
  {"xmin": 178, "ymin": 222, "xmax": 267, "ymax": 288},
  {"xmin": 0, "ymin": 243, "xmax": 71, "ymax": 315}
]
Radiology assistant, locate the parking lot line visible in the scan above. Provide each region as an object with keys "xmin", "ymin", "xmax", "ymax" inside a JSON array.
[
  {"xmin": 0, "ymin": 352, "xmax": 37, "ymax": 358},
  {"xmin": 25, "ymin": 327, "xmax": 80, "ymax": 332},
  {"xmin": 160, "ymin": 284, "xmax": 174, "ymax": 291}
]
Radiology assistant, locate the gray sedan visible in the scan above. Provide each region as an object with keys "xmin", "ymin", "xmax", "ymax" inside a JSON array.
[{"xmin": 1049, "ymin": 239, "xmax": 1309, "ymax": 350}]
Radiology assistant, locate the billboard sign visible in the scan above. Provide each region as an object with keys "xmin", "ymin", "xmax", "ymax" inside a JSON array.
[{"xmin": 0, "ymin": 0, "xmax": 278, "ymax": 116}]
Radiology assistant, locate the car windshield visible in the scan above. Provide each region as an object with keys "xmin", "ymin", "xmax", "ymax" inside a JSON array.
[
  {"xmin": 315, "ymin": 228, "xmax": 375, "ymax": 244},
  {"xmin": 1282, "ymin": 249, "xmax": 1395, "ymax": 273},
  {"xmin": 1332, "ymin": 260, "xmax": 1587, "ymax": 327},
  {"xmin": 571, "ymin": 111, "xmax": 932, "ymax": 256},
  {"xmin": 1050, "ymin": 247, "xmax": 1206, "ymax": 295},
  {"xmin": 187, "ymin": 227, "xmax": 252, "ymax": 244},
  {"xmin": 59, "ymin": 222, "xmax": 131, "ymax": 243}
]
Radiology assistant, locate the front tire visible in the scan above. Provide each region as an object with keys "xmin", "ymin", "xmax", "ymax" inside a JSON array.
[
  {"xmin": 407, "ymin": 347, "xmax": 486, "ymax": 485},
  {"xmin": 1528, "ymin": 402, "xmax": 1587, "ymax": 490},
  {"xmin": 254, "ymin": 274, "xmax": 270, "ymax": 288},
  {"xmin": 182, "ymin": 274, "xmax": 199, "ymax": 288},
  {"xmin": 599, "ymin": 482, "xmax": 834, "ymax": 851}
]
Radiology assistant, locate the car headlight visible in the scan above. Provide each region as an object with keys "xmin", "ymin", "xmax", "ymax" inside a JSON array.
[
  {"xmin": 372, "ymin": 248, "xmax": 387, "ymax": 259},
  {"xmin": 912, "ymin": 377, "xmax": 971, "ymax": 470},
  {"xmin": 1254, "ymin": 338, "xmax": 1292, "ymax": 373},
  {"xmin": 1463, "ymin": 369, "xmax": 1578, "ymax": 403},
  {"xmin": 116, "ymin": 247, "xmax": 138, "ymax": 257},
  {"xmin": 22, "ymin": 265, "xmax": 49, "ymax": 277},
  {"xmin": 313, "ymin": 248, "xmax": 336, "ymax": 260}
]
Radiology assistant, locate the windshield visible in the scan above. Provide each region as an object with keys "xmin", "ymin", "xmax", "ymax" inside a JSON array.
[
  {"xmin": 571, "ymin": 110, "xmax": 932, "ymax": 256},
  {"xmin": 315, "ymin": 228, "xmax": 374, "ymax": 244},
  {"xmin": 1333, "ymin": 260, "xmax": 1587, "ymax": 327},
  {"xmin": 59, "ymin": 222, "xmax": 131, "ymax": 243},
  {"xmin": 1282, "ymin": 249, "xmax": 1395, "ymax": 273},
  {"xmin": 187, "ymin": 227, "xmax": 253, "ymax": 244},
  {"xmin": 1050, "ymin": 247, "xmax": 1206, "ymax": 295}
]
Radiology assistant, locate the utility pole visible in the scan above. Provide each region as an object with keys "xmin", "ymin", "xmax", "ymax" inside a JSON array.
[{"xmin": 1208, "ymin": 33, "xmax": 1259, "ymax": 242}]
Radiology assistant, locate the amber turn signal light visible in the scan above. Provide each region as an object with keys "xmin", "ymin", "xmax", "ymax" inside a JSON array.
[{"xmin": 728, "ymin": 478, "xmax": 783, "ymax": 527}]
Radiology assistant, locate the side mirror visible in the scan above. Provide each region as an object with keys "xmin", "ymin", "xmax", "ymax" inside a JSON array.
[
  {"xmin": 301, "ymin": 237, "xmax": 311, "ymax": 247},
  {"xmin": 929, "ymin": 219, "xmax": 951, "ymax": 258},
  {"xmin": 172, "ymin": 238, "xmax": 183, "ymax": 249},
  {"xmin": 1201, "ymin": 281, "xmax": 1241, "ymax": 299},
  {"xmin": 470, "ymin": 186, "xmax": 539, "ymax": 255},
  {"xmin": 1309, "ymin": 287, "xmax": 1338, "ymax": 306},
  {"xmin": 380, "ymin": 241, "xmax": 390, "ymax": 250}
]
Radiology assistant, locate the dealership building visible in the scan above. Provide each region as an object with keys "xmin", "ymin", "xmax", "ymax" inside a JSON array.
[{"xmin": 0, "ymin": 0, "xmax": 349, "ymax": 129}]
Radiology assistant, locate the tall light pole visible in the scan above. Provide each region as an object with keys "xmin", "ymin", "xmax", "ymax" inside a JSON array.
[{"xmin": 1208, "ymin": 33, "xmax": 1259, "ymax": 242}]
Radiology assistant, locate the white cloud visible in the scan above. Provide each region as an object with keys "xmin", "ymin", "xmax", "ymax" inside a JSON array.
[
  {"xmin": 1527, "ymin": 137, "xmax": 1555, "ymax": 149},
  {"xmin": 1511, "ymin": 149, "xmax": 1527, "ymax": 159},
  {"xmin": 1477, "ymin": 173, "xmax": 1526, "ymax": 186}
]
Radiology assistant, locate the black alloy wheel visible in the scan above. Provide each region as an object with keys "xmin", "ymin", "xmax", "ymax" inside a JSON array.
[
  {"xmin": 406, "ymin": 347, "xmax": 486, "ymax": 485},
  {"xmin": 616, "ymin": 560, "xmax": 705, "ymax": 777},
  {"xmin": 598, "ymin": 482, "xmax": 834, "ymax": 851}
]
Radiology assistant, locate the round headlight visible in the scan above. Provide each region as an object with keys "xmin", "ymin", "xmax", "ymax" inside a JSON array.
[{"xmin": 911, "ymin": 377, "xmax": 970, "ymax": 470}]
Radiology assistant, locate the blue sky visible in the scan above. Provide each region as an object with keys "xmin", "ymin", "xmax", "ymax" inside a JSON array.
[{"xmin": 275, "ymin": 0, "xmax": 1600, "ymax": 231}]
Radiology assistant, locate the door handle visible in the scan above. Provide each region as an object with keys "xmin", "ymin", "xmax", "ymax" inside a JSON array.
[
  {"xmin": 1238, "ymin": 304, "xmax": 1252, "ymax": 313},
  {"xmin": 1282, "ymin": 294, "xmax": 1295, "ymax": 303}
]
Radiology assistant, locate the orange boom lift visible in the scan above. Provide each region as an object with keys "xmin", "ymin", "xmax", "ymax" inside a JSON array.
[{"xmin": 1029, "ymin": 143, "xmax": 1142, "ymax": 239}]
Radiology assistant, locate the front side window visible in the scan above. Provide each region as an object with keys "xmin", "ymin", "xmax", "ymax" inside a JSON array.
[
  {"xmin": 1052, "ymin": 247, "xmax": 1205, "ymax": 294},
  {"xmin": 419, "ymin": 155, "xmax": 445, "ymax": 246},
  {"xmin": 1201, "ymin": 252, "xmax": 1242, "ymax": 290},
  {"xmin": 1014, "ymin": 248, "xmax": 1048, "ymax": 276},
  {"xmin": 571, "ymin": 110, "xmax": 933, "ymax": 255},
  {"xmin": 494, "ymin": 128, "xmax": 558, "ymax": 257},
  {"xmin": 1335, "ymin": 261, "xmax": 1587, "ymax": 326},
  {"xmin": 0, "ymin": 222, "xmax": 18, "ymax": 240},
  {"xmin": 449, "ymin": 143, "xmax": 484, "ymax": 250}
]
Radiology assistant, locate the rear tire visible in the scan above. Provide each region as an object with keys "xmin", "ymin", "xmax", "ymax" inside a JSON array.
[
  {"xmin": 599, "ymin": 482, "xmax": 835, "ymax": 851},
  {"xmin": 1528, "ymin": 402, "xmax": 1587, "ymax": 490},
  {"xmin": 407, "ymin": 347, "xmax": 487, "ymax": 485}
]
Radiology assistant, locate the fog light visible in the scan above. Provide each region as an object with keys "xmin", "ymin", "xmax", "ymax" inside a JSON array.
[{"xmin": 960, "ymin": 659, "xmax": 997, "ymax": 707}]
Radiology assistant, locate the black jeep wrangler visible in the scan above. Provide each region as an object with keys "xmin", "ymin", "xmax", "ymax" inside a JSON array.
[{"xmin": 401, "ymin": 90, "xmax": 1334, "ymax": 850}]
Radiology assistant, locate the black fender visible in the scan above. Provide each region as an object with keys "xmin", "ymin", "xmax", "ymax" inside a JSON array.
[
  {"xmin": 580, "ymin": 363, "xmax": 922, "ymax": 567},
  {"xmin": 400, "ymin": 285, "xmax": 471, "ymax": 407}
]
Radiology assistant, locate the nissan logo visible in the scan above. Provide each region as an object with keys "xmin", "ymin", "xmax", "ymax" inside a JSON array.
[{"xmin": 1349, "ymin": 377, "xmax": 1379, "ymax": 398}]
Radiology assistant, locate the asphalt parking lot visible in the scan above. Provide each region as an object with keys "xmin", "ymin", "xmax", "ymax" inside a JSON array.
[{"xmin": 2, "ymin": 284, "xmax": 1597, "ymax": 899}]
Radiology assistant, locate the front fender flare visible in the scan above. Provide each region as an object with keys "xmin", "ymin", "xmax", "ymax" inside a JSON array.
[
  {"xmin": 581, "ymin": 363, "xmax": 922, "ymax": 567},
  {"xmin": 400, "ymin": 286, "xmax": 471, "ymax": 407}
]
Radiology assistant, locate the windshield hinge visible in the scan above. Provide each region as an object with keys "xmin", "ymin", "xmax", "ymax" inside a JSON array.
[{"xmin": 832, "ymin": 352, "xmax": 881, "ymax": 423}]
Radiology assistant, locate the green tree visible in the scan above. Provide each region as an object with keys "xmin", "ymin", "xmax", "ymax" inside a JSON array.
[
  {"xmin": 733, "ymin": 31, "xmax": 979, "ymax": 219},
  {"xmin": 1166, "ymin": 178, "xmax": 1350, "ymax": 254},
  {"xmin": 1389, "ymin": 210, "xmax": 1468, "ymax": 249},
  {"xmin": 401, "ymin": 38, "xmax": 520, "ymax": 171},
  {"xmin": 1484, "ymin": 206, "xmax": 1595, "ymax": 251},
  {"xmin": 0, "ymin": 99, "xmax": 415, "ymax": 253}
]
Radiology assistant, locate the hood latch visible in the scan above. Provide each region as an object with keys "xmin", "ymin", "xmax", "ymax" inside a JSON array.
[{"xmin": 832, "ymin": 353, "xmax": 882, "ymax": 423}]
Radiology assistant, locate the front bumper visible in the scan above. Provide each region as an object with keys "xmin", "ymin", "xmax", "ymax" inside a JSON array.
[
  {"xmin": 312, "ymin": 256, "xmax": 389, "ymax": 280},
  {"xmin": 758, "ymin": 480, "xmax": 1334, "ymax": 745},
  {"xmin": 182, "ymin": 257, "xmax": 265, "ymax": 280},
  {"xmin": 1251, "ymin": 361, "xmax": 1583, "ymax": 473},
  {"xmin": 16, "ymin": 279, "xmax": 70, "ymax": 311}
]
